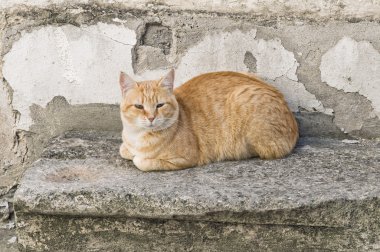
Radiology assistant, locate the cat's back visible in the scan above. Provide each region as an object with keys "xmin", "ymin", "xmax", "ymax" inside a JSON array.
[
  {"xmin": 174, "ymin": 71, "xmax": 279, "ymax": 101},
  {"xmin": 174, "ymin": 71, "xmax": 283, "ymax": 110},
  {"xmin": 173, "ymin": 71, "xmax": 297, "ymax": 164}
]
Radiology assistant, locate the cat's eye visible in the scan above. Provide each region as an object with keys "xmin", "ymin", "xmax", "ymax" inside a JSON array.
[
  {"xmin": 134, "ymin": 104, "xmax": 144, "ymax": 109},
  {"xmin": 156, "ymin": 103, "xmax": 165, "ymax": 108}
]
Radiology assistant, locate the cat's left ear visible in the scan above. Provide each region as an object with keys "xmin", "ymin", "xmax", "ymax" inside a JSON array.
[
  {"xmin": 120, "ymin": 71, "xmax": 137, "ymax": 95},
  {"xmin": 160, "ymin": 69, "xmax": 175, "ymax": 92}
]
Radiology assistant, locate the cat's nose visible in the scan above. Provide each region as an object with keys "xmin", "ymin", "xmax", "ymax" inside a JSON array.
[{"xmin": 148, "ymin": 117, "xmax": 155, "ymax": 122}]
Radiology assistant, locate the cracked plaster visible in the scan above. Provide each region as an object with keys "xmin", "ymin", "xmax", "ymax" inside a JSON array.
[
  {"xmin": 3, "ymin": 26, "xmax": 332, "ymax": 131},
  {"xmin": 1, "ymin": 5, "xmax": 380, "ymax": 141},
  {"xmin": 3, "ymin": 23, "xmax": 136, "ymax": 130},
  {"xmin": 320, "ymin": 37, "xmax": 380, "ymax": 124},
  {"xmin": 141, "ymin": 29, "xmax": 331, "ymax": 114}
]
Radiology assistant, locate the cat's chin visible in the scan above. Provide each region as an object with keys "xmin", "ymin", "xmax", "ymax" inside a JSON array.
[{"xmin": 141, "ymin": 123, "xmax": 173, "ymax": 132}]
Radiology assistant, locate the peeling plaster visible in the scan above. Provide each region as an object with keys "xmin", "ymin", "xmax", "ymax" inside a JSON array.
[
  {"xmin": 273, "ymin": 76, "xmax": 329, "ymax": 114},
  {"xmin": 170, "ymin": 30, "xmax": 330, "ymax": 114},
  {"xmin": 320, "ymin": 37, "xmax": 380, "ymax": 121},
  {"xmin": 3, "ymin": 26, "xmax": 333, "ymax": 130},
  {"xmin": 3, "ymin": 23, "xmax": 136, "ymax": 130}
]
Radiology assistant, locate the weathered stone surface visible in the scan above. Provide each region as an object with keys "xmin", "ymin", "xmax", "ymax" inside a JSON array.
[
  {"xmin": 15, "ymin": 212, "xmax": 380, "ymax": 251},
  {"xmin": 14, "ymin": 131, "xmax": 380, "ymax": 251},
  {"xmin": 0, "ymin": 186, "xmax": 17, "ymax": 252},
  {"xmin": 142, "ymin": 23, "xmax": 172, "ymax": 55},
  {"xmin": 0, "ymin": 228, "xmax": 17, "ymax": 252},
  {"xmin": 2, "ymin": 0, "xmax": 380, "ymax": 250},
  {"xmin": 2, "ymin": 3, "xmax": 380, "ymax": 222},
  {"xmin": 0, "ymin": 201, "xmax": 9, "ymax": 221}
]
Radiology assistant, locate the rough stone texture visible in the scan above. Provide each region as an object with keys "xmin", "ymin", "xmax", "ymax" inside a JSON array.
[
  {"xmin": 0, "ymin": 228, "xmax": 18, "ymax": 252},
  {"xmin": 142, "ymin": 23, "xmax": 172, "ymax": 55},
  {"xmin": 0, "ymin": 187, "xmax": 17, "ymax": 252},
  {"xmin": 14, "ymin": 131, "xmax": 380, "ymax": 251},
  {"xmin": 1, "ymin": 1, "xmax": 380, "ymax": 249}
]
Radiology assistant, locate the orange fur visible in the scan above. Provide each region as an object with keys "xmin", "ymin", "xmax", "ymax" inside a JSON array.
[{"xmin": 119, "ymin": 70, "xmax": 298, "ymax": 171}]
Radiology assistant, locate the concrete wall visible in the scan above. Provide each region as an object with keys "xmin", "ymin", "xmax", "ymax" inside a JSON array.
[{"xmin": 1, "ymin": 0, "xmax": 380, "ymax": 193}]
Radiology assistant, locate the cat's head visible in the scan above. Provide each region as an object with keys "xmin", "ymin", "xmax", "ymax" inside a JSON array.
[{"xmin": 119, "ymin": 69, "xmax": 179, "ymax": 131}]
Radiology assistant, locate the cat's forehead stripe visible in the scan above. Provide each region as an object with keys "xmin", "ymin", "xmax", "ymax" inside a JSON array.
[{"xmin": 137, "ymin": 81, "xmax": 160, "ymax": 104}]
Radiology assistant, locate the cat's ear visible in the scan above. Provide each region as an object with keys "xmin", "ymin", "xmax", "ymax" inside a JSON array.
[
  {"xmin": 119, "ymin": 72, "xmax": 137, "ymax": 95},
  {"xmin": 160, "ymin": 69, "xmax": 175, "ymax": 91}
]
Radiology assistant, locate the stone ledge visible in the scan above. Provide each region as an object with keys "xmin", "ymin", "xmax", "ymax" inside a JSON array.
[{"xmin": 14, "ymin": 131, "xmax": 380, "ymax": 251}]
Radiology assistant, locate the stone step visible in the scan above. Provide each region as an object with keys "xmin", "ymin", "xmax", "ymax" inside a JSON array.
[{"xmin": 14, "ymin": 131, "xmax": 380, "ymax": 251}]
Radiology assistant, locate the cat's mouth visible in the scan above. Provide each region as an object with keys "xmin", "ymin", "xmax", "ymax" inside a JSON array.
[
  {"xmin": 143, "ymin": 123, "xmax": 168, "ymax": 131},
  {"xmin": 140, "ymin": 116, "xmax": 177, "ymax": 131},
  {"xmin": 142, "ymin": 123, "xmax": 157, "ymax": 130}
]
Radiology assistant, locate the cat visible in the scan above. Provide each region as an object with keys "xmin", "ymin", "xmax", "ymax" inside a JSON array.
[{"xmin": 119, "ymin": 70, "xmax": 298, "ymax": 171}]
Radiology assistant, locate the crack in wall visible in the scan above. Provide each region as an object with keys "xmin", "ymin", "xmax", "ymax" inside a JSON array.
[{"xmin": 80, "ymin": 26, "xmax": 136, "ymax": 47}]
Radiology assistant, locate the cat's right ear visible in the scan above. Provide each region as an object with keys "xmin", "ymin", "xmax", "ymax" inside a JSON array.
[
  {"xmin": 119, "ymin": 72, "xmax": 137, "ymax": 95},
  {"xmin": 160, "ymin": 69, "xmax": 175, "ymax": 92}
]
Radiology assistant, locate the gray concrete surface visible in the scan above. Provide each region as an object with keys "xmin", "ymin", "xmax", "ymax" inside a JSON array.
[
  {"xmin": 14, "ymin": 131, "xmax": 380, "ymax": 251},
  {"xmin": 2, "ymin": 0, "xmax": 380, "ymax": 201}
]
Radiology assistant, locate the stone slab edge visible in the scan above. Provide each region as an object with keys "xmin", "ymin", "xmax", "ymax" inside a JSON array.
[{"xmin": 13, "ymin": 132, "xmax": 380, "ymax": 228}]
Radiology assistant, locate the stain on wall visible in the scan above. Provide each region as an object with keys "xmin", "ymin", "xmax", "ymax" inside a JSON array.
[{"xmin": 244, "ymin": 51, "xmax": 257, "ymax": 73}]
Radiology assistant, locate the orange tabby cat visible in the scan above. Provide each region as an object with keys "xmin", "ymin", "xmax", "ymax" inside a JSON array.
[{"xmin": 119, "ymin": 70, "xmax": 298, "ymax": 171}]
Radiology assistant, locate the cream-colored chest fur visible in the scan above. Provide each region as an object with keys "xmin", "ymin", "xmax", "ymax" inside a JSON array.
[{"xmin": 122, "ymin": 128, "xmax": 161, "ymax": 158}]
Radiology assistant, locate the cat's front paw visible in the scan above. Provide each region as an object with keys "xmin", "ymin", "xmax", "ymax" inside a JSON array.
[
  {"xmin": 133, "ymin": 156, "xmax": 153, "ymax": 172},
  {"xmin": 120, "ymin": 144, "xmax": 133, "ymax": 160}
]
